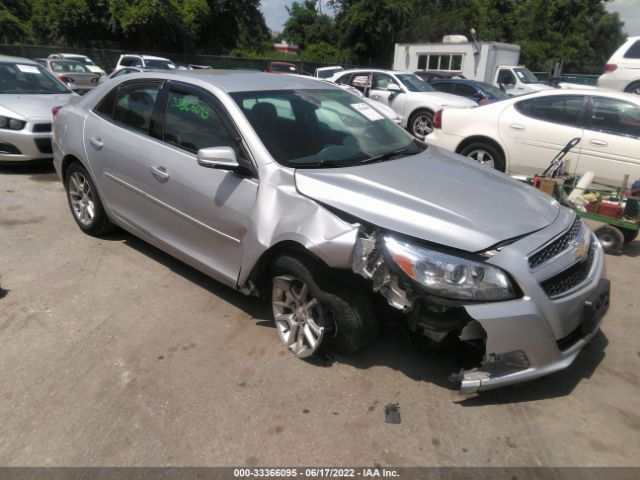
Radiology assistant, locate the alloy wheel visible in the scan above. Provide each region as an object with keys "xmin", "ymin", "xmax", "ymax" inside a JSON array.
[
  {"xmin": 68, "ymin": 171, "xmax": 95, "ymax": 226},
  {"xmin": 272, "ymin": 275, "xmax": 327, "ymax": 358},
  {"xmin": 412, "ymin": 114, "xmax": 433, "ymax": 138},
  {"xmin": 466, "ymin": 149, "xmax": 495, "ymax": 168}
]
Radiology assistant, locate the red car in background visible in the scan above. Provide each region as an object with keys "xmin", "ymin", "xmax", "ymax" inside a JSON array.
[{"xmin": 266, "ymin": 61, "xmax": 298, "ymax": 74}]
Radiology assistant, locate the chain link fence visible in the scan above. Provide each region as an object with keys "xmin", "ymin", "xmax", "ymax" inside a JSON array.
[{"xmin": 0, "ymin": 44, "xmax": 363, "ymax": 74}]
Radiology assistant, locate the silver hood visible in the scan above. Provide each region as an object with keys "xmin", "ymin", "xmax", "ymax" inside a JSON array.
[
  {"xmin": 0, "ymin": 93, "xmax": 73, "ymax": 119},
  {"xmin": 295, "ymin": 147, "xmax": 560, "ymax": 252}
]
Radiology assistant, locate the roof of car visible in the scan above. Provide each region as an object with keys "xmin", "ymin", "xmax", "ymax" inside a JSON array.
[
  {"xmin": 336, "ymin": 68, "xmax": 413, "ymax": 76},
  {"xmin": 129, "ymin": 69, "xmax": 343, "ymax": 93},
  {"xmin": 120, "ymin": 54, "xmax": 172, "ymax": 61},
  {"xmin": 50, "ymin": 53, "xmax": 88, "ymax": 58},
  {"xmin": 0, "ymin": 55, "xmax": 38, "ymax": 65}
]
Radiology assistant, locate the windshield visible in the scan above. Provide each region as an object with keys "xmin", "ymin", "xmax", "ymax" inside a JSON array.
[
  {"xmin": 317, "ymin": 68, "xmax": 342, "ymax": 79},
  {"xmin": 232, "ymin": 89, "xmax": 424, "ymax": 168},
  {"xmin": 514, "ymin": 68, "xmax": 539, "ymax": 84},
  {"xmin": 0, "ymin": 62, "xmax": 71, "ymax": 94},
  {"xmin": 145, "ymin": 59, "xmax": 176, "ymax": 69},
  {"xmin": 395, "ymin": 73, "xmax": 435, "ymax": 92},
  {"xmin": 51, "ymin": 60, "xmax": 91, "ymax": 73},
  {"xmin": 477, "ymin": 81, "xmax": 510, "ymax": 99}
]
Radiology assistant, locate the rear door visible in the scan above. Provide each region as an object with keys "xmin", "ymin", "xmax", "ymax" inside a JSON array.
[
  {"xmin": 498, "ymin": 94, "xmax": 586, "ymax": 175},
  {"xmin": 84, "ymin": 80, "xmax": 165, "ymax": 234},
  {"xmin": 576, "ymin": 96, "xmax": 640, "ymax": 185}
]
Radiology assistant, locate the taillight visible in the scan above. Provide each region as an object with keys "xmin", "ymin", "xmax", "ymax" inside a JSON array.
[
  {"xmin": 52, "ymin": 106, "xmax": 63, "ymax": 118},
  {"xmin": 433, "ymin": 109, "xmax": 443, "ymax": 129},
  {"xmin": 58, "ymin": 75, "xmax": 75, "ymax": 83},
  {"xmin": 604, "ymin": 64, "xmax": 617, "ymax": 73}
]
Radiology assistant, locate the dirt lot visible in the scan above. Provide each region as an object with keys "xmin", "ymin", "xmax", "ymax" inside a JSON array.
[{"xmin": 1, "ymin": 164, "xmax": 639, "ymax": 468}]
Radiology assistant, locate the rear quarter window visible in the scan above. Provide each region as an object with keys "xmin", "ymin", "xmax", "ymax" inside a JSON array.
[{"xmin": 624, "ymin": 40, "xmax": 640, "ymax": 59}]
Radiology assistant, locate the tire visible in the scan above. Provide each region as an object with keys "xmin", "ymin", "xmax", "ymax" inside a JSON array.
[
  {"xmin": 408, "ymin": 109, "xmax": 434, "ymax": 139},
  {"xmin": 618, "ymin": 226, "xmax": 639, "ymax": 243},
  {"xmin": 64, "ymin": 162, "xmax": 112, "ymax": 236},
  {"xmin": 624, "ymin": 81, "xmax": 640, "ymax": 96},
  {"xmin": 271, "ymin": 253, "xmax": 377, "ymax": 358},
  {"xmin": 595, "ymin": 225, "xmax": 624, "ymax": 253},
  {"xmin": 459, "ymin": 141, "xmax": 506, "ymax": 172}
]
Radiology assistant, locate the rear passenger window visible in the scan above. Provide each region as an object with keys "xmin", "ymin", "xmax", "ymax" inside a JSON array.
[
  {"xmin": 112, "ymin": 82, "xmax": 161, "ymax": 133},
  {"xmin": 163, "ymin": 90, "xmax": 235, "ymax": 153},
  {"xmin": 455, "ymin": 83, "xmax": 479, "ymax": 97},
  {"xmin": 589, "ymin": 97, "xmax": 640, "ymax": 138},
  {"xmin": 624, "ymin": 40, "xmax": 640, "ymax": 59},
  {"xmin": 515, "ymin": 95, "xmax": 584, "ymax": 127}
]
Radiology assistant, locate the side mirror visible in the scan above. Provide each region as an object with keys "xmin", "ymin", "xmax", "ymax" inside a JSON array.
[
  {"xmin": 387, "ymin": 83, "xmax": 402, "ymax": 93},
  {"xmin": 197, "ymin": 146, "xmax": 240, "ymax": 170},
  {"xmin": 498, "ymin": 83, "xmax": 506, "ymax": 92}
]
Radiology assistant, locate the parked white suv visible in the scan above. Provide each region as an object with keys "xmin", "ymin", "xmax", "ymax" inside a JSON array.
[
  {"xmin": 329, "ymin": 69, "xmax": 476, "ymax": 138},
  {"xmin": 114, "ymin": 54, "xmax": 176, "ymax": 73},
  {"xmin": 597, "ymin": 36, "xmax": 640, "ymax": 95}
]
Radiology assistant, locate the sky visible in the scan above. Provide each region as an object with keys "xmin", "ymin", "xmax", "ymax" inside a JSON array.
[
  {"xmin": 606, "ymin": 0, "xmax": 640, "ymax": 36},
  {"xmin": 261, "ymin": 0, "xmax": 639, "ymax": 36}
]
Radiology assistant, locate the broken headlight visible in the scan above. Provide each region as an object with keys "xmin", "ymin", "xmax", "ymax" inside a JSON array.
[{"xmin": 384, "ymin": 236, "xmax": 515, "ymax": 301}]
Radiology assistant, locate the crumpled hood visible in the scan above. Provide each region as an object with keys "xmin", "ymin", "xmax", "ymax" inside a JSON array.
[
  {"xmin": 0, "ymin": 94, "xmax": 73, "ymax": 119},
  {"xmin": 412, "ymin": 91, "xmax": 477, "ymax": 107},
  {"xmin": 295, "ymin": 147, "xmax": 560, "ymax": 252}
]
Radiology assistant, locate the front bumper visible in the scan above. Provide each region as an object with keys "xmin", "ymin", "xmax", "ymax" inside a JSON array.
[
  {"xmin": 0, "ymin": 117, "xmax": 53, "ymax": 162},
  {"xmin": 456, "ymin": 211, "xmax": 608, "ymax": 392}
]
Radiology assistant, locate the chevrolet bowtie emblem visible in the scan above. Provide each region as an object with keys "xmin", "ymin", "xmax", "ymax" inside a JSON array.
[{"xmin": 575, "ymin": 241, "xmax": 589, "ymax": 262}]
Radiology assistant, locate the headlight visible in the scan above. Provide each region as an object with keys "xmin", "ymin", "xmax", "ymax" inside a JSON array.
[
  {"xmin": 384, "ymin": 236, "xmax": 515, "ymax": 301},
  {"xmin": 0, "ymin": 115, "xmax": 26, "ymax": 130}
]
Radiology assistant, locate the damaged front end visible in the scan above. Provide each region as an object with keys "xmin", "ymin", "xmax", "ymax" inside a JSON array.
[{"xmin": 351, "ymin": 228, "xmax": 519, "ymax": 392}]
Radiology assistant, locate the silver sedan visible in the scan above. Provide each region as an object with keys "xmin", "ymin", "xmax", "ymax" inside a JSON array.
[
  {"xmin": 52, "ymin": 70, "xmax": 609, "ymax": 392},
  {"xmin": 0, "ymin": 55, "xmax": 74, "ymax": 163}
]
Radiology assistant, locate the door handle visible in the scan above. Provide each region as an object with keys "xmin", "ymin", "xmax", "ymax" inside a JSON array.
[
  {"xmin": 510, "ymin": 123, "xmax": 525, "ymax": 131},
  {"xmin": 150, "ymin": 166, "xmax": 169, "ymax": 182},
  {"xmin": 589, "ymin": 139, "xmax": 608, "ymax": 147},
  {"xmin": 89, "ymin": 136, "xmax": 103, "ymax": 150},
  {"xmin": 371, "ymin": 95, "xmax": 379, "ymax": 100}
]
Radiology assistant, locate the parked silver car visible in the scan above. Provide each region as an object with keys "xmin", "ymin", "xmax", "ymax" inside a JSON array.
[
  {"xmin": 36, "ymin": 58, "xmax": 100, "ymax": 94},
  {"xmin": 0, "ymin": 55, "xmax": 74, "ymax": 163},
  {"xmin": 52, "ymin": 71, "xmax": 609, "ymax": 392}
]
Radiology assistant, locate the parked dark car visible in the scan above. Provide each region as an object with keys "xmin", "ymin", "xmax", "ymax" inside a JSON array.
[
  {"xmin": 414, "ymin": 71, "xmax": 465, "ymax": 83},
  {"xmin": 430, "ymin": 78, "xmax": 510, "ymax": 105}
]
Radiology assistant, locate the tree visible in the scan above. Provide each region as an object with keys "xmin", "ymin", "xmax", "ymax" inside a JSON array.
[
  {"xmin": 283, "ymin": 0, "xmax": 336, "ymax": 49},
  {"xmin": 0, "ymin": 0, "xmax": 33, "ymax": 43}
]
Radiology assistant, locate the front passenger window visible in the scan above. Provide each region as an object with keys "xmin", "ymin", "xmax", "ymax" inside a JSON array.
[
  {"xmin": 589, "ymin": 97, "xmax": 640, "ymax": 138},
  {"xmin": 163, "ymin": 90, "xmax": 236, "ymax": 153}
]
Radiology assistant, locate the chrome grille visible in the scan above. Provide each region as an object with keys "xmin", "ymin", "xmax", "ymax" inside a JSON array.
[
  {"xmin": 541, "ymin": 241, "xmax": 595, "ymax": 298},
  {"xmin": 529, "ymin": 215, "xmax": 582, "ymax": 268}
]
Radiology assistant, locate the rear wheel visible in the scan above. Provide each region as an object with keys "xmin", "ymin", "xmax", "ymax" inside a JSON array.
[
  {"xmin": 624, "ymin": 81, "xmax": 640, "ymax": 96},
  {"xmin": 459, "ymin": 142, "xmax": 506, "ymax": 172},
  {"xmin": 271, "ymin": 254, "xmax": 377, "ymax": 358},
  {"xmin": 618, "ymin": 226, "xmax": 639, "ymax": 243},
  {"xmin": 64, "ymin": 162, "xmax": 112, "ymax": 236},
  {"xmin": 408, "ymin": 109, "xmax": 434, "ymax": 139},
  {"xmin": 595, "ymin": 225, "xmax": 624, "ymax": 253}
]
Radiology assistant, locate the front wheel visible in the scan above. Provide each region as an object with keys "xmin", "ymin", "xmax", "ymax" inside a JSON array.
[
  {"xmin": 408, "ymin": 109, "xmax": 434, "ymax": 139},
  {"xmin": 595, "ymin": 225, "xmax": 624, "ymax": 253},
  {"xmin": 271, "ymin": 254, "xmax": 377, "ymax": 358},
  {"xmin": 459, "ymin": 142, "xmax": 506, "ymax": 172}
]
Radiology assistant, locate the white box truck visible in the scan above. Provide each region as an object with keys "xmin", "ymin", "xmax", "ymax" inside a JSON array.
[{"xmin": 393, "ymin": 35, "xmax": 554, "ymax": 96}]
